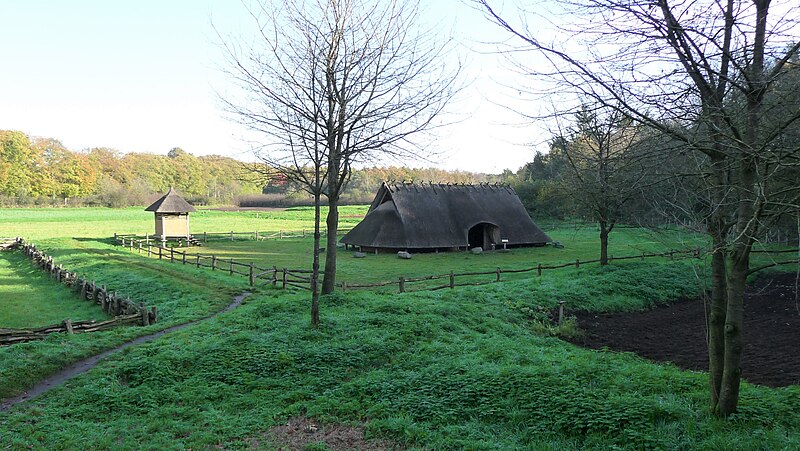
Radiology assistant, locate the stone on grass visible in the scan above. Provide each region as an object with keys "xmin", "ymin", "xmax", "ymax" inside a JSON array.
[
  {"xmin": 353, "ymin": 252, "xmax": 366, "ymax": 258},
  {"xmin": 397, "ymin": 251, "xmax": 412, "ymax": 259}
]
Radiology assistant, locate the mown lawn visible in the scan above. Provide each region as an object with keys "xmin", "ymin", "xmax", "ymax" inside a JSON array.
[
  {"xmin": 1, "ymin": 264, "xmax": 798, "ymax": 449},
  {"xmin": 0, "ymin": 251, "xmax": 109, "ymax": 328},
  {"xmin": 0, "ymin": 206, "xmax": 367, "ymax": 240}
]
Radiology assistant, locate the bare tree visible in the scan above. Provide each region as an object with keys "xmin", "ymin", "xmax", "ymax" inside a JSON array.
[
  {"xmin": 478, "ymin": 0, "xmax": 800, "ymax": 416},
  {"xmin": 218, "ymin": 0, "xmax": 460, "ymax": 323},
  {"xmin": 553, "ymin": 103, "xmax": 656, "ymax": 265}
]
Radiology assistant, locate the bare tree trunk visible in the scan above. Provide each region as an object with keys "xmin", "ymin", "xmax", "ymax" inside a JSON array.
[
  {"xmin": 717, "ymin": 260, "xmax": 746, "ymax": 415},
  {"xmin": 707, "ymin": 229, "xmax": 727, "ymax": 410},
  {"xmin": 322, "ymin": 197, "xmax": 339, "ymax": 294},
  {"xmin": 311, "ymin": 192, "xmax": 321, "ymax": 327},
  {"xmin": 599, "ymin": 219, "xmax": 610, "ymax": 265}
]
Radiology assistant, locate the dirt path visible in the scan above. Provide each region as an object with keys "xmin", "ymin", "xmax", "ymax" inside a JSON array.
[
  {"xmin": 0, "ymin": 291, "xmax": 252, "ymax": 412},
  {"xmin": 571, "ymin": 272, "xmax": 800, "ymax": 387}
]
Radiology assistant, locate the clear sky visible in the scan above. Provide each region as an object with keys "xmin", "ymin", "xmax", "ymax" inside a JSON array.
[{"xmin": 0, "ymin": 0, "xmax": 548, "ymax": 173}]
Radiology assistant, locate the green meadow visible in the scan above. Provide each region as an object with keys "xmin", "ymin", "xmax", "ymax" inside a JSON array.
[{"xmin": 0, "ymin": 207, "xmax": 798, "ymax": 449}]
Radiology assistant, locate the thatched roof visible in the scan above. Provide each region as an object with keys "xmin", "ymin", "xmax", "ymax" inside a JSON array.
[
  {"xmin": 144, "ymin": 187, "xmax": 196, "ymax": 213},
  {"xmin": 341, "ymin": 181, "xmax": 551, "ymax": 249}
]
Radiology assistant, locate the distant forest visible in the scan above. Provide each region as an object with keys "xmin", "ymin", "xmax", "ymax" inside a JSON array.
[{"xmin": 0, "ymin": 130, "xmax": 499, "ymax": 207}]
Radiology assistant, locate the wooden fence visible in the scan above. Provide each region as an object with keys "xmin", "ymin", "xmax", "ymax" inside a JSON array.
[
  {"xmin": 1, "ymin": 238, "xmax": 157, "ymax": 345},
  {"xmin": 115, "ymin": 227, "xmax": 353, "ymax": 246},
  {"xmin": 112, "ymin": 234, "xmax": 713, "ymax": 294},
  {"xmin": 113, "ymin": 235, "xmax": 311, "ymax": 290},
  {"xmin": 340, "ymin": 248, "xmax": 704, "ymax": 293}
]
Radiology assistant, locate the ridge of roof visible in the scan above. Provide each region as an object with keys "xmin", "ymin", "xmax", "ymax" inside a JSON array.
[{"xmin": 382, "ymin": 180, "xmax": 513, "ymax": 194}]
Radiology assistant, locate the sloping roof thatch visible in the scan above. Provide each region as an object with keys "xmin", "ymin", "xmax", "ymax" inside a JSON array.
[
  {"xmin": 145, "ymin": 187, "xmax": 196, "ymax": 213},
  {"xmin": 341, "ymin": 181, "xmax": 550, "ymax": 249}
]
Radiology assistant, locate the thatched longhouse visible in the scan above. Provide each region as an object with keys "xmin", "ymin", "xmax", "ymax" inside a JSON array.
[{"xmin": 340, "ymin": 181, "xmax": 551, "ymax": 252}]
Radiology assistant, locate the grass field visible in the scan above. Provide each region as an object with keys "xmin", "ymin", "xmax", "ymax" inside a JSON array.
[
  {"xmin": 0, "ymin": 251, "xmax": 109, "ymax": 328},
  {"xmin": 0, "ymin": 207, "xmax": 798, "ymax": 449}
]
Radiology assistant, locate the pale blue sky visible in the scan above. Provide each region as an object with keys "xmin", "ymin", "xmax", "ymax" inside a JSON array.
[{"xmin": 0, "ymin": 0, "xmax": 548, "ymax": 173}]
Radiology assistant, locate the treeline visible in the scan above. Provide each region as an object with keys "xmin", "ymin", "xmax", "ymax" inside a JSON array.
[
  {"xmin": 0, "ymin": 130, "xmax": 498, "ymax": 207},
  {"xmin": 0, "ymin": 130, "xmax": 263, "ymax": 207}
]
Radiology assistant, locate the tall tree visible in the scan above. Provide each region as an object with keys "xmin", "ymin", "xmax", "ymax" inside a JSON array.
[
  {"xmin": 219, "ymin": 0, "xmax": 460, "ymax": 323},
  {"xmin": 479, "ymin": 0, "xmax": 800, "ymax": 416}
]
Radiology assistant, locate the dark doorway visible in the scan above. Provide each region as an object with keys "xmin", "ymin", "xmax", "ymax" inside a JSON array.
[{"xmin": 467, "ymin": 223, "xmax": 500, "ymax": 250}]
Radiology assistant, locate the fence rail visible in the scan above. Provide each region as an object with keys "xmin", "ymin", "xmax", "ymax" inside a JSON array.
[{"xmin": 115, "ymin": 227, "xmax": 353, "ymax": 245}]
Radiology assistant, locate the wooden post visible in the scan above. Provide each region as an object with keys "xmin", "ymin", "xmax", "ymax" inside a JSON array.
[
  {"xmin": 230, "ymin": 258, "xmax": 234, "ymax": 275},
  {"xmin": 249, "ymin": 263, "xmax": 255, "ymax": 286},
  {"xmin": 449, "ymin": 271, "xmax": 455, "ymax": 289},
  {"xmin": 641, "ymin": 252, "xmax": 645, "ymax": 261},
  {"xmin": 575, "ymin": 259, "xmax": 580, "ymax": 268},
  {"xmin": 230, "ymin": 230, "xmax": 234, "ymax": 241},
  {"xmin": 129, "ymin": 240, "xmax": 133, "ymax": 251},
  {"xmin": 140, "ymin": 303, "xmax": 149, "ymax": 326},
  {"xmin": 342, "ymin": 281, "xmax": 347, "ymax": 292},
  {"xmin": 399, "ymin": 276, "xmax": 405, "ymax": 293},
  {"xmin": 138, "ymin": 242, "xmax": 142, "ymax": 253},
  {"xmin": 80, "ymin": 276, "xmax": 87, "ymax": 299},
  {"xmin": 272, "ymin": 266, "xmax": 278, "ymax": 287},
  {"xmin": 254, "ymin": 231, "xmax": 257, "ymax": 241},
  {"xmin": 280, "ymin": 230, "xmax": 284, "ymax": 239},
  {"xmin": 558, "ymin": 301, "xmax": 566, "ymax": 325},
  {"xmin": 282, "ymin": 268, "xmax": 287, "ymax": 289},
  {"xmin": 114, "ymin": 232, "xmax": 118, "ymax": 242},
  {"xmin": 121, "ymin": 237, "xmax": 125, "ymax": 247},
  {"xmin": 303, "ymin": 229, "xmax": 306, "ymax": 238},
  {"xmin": 204, "ymin": 231, "xmax": 207, "ymax": 243},
  {"xmin": 145, "ymin": 233, "xmax": 150, "ymax": 245},
  {"xmin": 211, "ymin": 255, "xmax": 217, "ymax": 270},
  {"xmin": 182, "ymin": 251, "xmax": 186, "ymax": 264},
  {"xmin": 149, "ymin": 306, "xmax": 158, "ymax": 324},
  {"xmin": 148, "ymin": 245, "xmax": 152, "ymax": 257},
  {"xmin": 63, "ymin": 319, "xmax": 74, "ymax": 334},
  {"xmin": 158, "ymin": 246, "xmax": 163, "ymax": 259},
  {"xmin": 170, "ymin": 248, "xmax": 174, "ymax": 262},
  {"xmin": 496, "ymin": 267, "xmax": 501, "ymax": 282},
  {"xmin": 537, "ymin": 264, "xmax": 542, "ymax": 276}
]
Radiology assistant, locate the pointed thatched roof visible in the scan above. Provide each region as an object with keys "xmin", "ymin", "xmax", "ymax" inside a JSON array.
[
  {"xmin": 145, "ymin": 187, "xmax": 196, "ymax": 213},
  {"xmin": 341, "ymin": 181, "xmax": 551, "ymax": 249}
]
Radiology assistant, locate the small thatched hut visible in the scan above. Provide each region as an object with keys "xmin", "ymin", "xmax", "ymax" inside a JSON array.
[
  {"xmin": 341, "ymin": 181, "xmax": 551, "ymax": 252},
  {"xmin": 145, "ymin": 187, "xmax": 196, "ymax": 243}
]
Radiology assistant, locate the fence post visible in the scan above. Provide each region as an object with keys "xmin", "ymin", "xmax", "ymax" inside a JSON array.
[
  {"xmin": 149, "ymin": 306, "xmax": 158, "ymax": 324},
  {"xmin": 254, "ymin": 231, "xmax": 257, "ymax": 241},
  {"xmin": 64, "ymin": 319, "xmax": 74, "ymax": 334},
  {"xmin": 204, "ymin": 231, "xmax": 207, "ymax": 243},
  {"xmin": 249, "ymin": 263, "xmax": 255, "ymax": 286},
  {"xmin": 537, "ymin": 264, "xmax": 542, "ymax": 276},
  {"xmin": 641, "ymin": 252, "xmax": 645, "ymax": 261},
  {"xmin": 114, "ymin": 233, "xmax": 118, "ymax": 242},
  {"xmin": 230, "ymin": 230, "xmax": 234, "ymax": 241},
  {"xmin": 138, "ymin": 242, "xmax": 142, "ymax": 253},
  {"xmin": 575, "ymin": 259, "xmax": 580, "ymax": 268},
  {"xmin": 496, "ymin": 267, "xmax": 501, "ymax": 282},
  {"xmin": 342, "ymin": 281, "xmax": 347, "ymax": 292},
  {"xmin": 196, "ymin": 255, "xmax": 201, "ymax": 267},
  {"xmin": 230, "ymin": 258, "xmax": 234, "ymax": 275},
  {"xmin": 80, "ymin": 276, "xmax": 87, "ymax": 299},
  {"xmin": 282, "ymin": 268, "xmax": 287, "ymax": 289},
  {"xmin": 303, "ymin": 229, "xmax": 306, "ymax": 238},
  {"xmin": 272, "ymin": 266, "xmax": 278, "ymax": 287},
  {"xmin": 170, "ymin": 248, "xmax": 174, "ymax": 262},
  {"xmin": 558, "ymin": 301, "xmax": 566, "ymax": 325},
  {"xmin": 449, "ymin": 271, "xmax": 455, "ymax": 289},
  {"xmin": 121, "ymin": 237, "xmax": 125, "ymax": 247},
  {"xmin": 158, "ymin": 246, "xmax": 163, "ymax": 260},
  {"xmin": 182, "ymin": 251, "xmax": 186, "ymax": 264},
  {"xmin": 129, "ymin": 240, "xmax": 133, "ymax": 251},
  {"xmin": 140, "ymin": 303, "xmax": 150, "ymax": 326},
  {"xmin": 211, "ymin": 256, "xmax": 217, "ymax": 270},
  {"xmin": 399, "ymin": 276, "xmax": 405, "ymax": 293}
]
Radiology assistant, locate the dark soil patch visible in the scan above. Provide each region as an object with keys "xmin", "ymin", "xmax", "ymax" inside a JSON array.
[
  {"xmin": 571, "ymin": 272, "xmax": 800, "ymax": 387},
  {"xmin": 252, "ymin": 416, "xmax": 399, "ymax": 450}
]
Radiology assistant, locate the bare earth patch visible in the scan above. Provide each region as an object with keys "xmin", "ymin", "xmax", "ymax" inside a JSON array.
[{"xmin": 249, "ymin": 416, "xmax": 399, "ymax": 450}]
